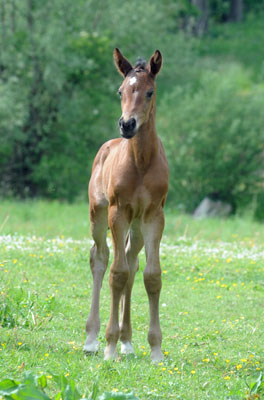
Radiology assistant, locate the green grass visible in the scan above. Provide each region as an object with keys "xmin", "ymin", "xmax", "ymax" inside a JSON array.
[{"xmin": 0, "ymin": 201, "xmax": 264, "ymax": 399}]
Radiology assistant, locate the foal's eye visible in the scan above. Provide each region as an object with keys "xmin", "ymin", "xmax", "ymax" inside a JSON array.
[
  {"xmin": 146, "ymin": 90, "xmax": 154, "ymax": 99},
  {"xmin": 117, "ymin": 90, "xmax": 122, "ymax": 98}
]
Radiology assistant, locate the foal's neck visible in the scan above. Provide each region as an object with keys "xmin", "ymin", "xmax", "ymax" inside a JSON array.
[{"xmin": 129, "ymin": 107, "xmax": 158, "ymax": 172}]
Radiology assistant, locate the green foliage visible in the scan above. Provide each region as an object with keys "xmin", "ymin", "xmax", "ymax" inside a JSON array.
[
  {"xmin": 0, "ymin": 374, "xmax": 50, "ymax": 400},
  {"xmin": 208, "ymin": 0, "xmax": 231, "ymax": 22},
  {"xmin": 198, "ymin": 14, "xmax": 264, "ymax": 77},
  {"xmin": 0, "ymin": 373, "xmax": 138, "ymax": 400},
  {"xmin": 0, "ymin": 0, "xmax": 117, "ymax": 200},
  {"xmin": 254, "ymin": 192, "xmax": 264, "ymax": 222},
  {"xmin": 159, "ymin": 63, "xmax": 264, "ymax": 213},
  {"xmin": 248, "ymin": 372, "xmax": 263, "ymax": 396},
  {"xmin": 32, "ymin": 31, "xmax": 116, "ymax": 200},
  {"xmin": 0, "ymin": 287, "xmax": 55, "ymax": 329}
]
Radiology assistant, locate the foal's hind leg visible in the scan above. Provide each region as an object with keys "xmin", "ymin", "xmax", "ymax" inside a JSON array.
[
  {"xmin": 84, "ymin": 204, "xmax": 109, "ymax": 353},
  {"xmin": 120, "ymin": 221, "xmax": 144, "ymax": 354}
]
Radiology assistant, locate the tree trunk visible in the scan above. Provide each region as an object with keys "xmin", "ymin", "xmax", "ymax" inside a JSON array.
[
  {"xmin": 229, "ymin": 0, "xmax": 243, "ymax": 22},
  {"xmin": 0, "ymin": 0, "xmax": 6, "ymax": 40},
  {"xmin": 190, "ymin": 0, "xmax": 209, "ymax": 36},
  {"xmin": 11, "ymin": 0, "xmax": 17, "ymax": 33},
  {"xmin": 8, "ymin": 0, "xmax": 44, "ymax": 196}
]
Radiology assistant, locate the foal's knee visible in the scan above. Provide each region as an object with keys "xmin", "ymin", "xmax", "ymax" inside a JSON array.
[
  {"xmin": 109, "ymin": 267, "xmax": 129, "ymax": 291},
  {"xmin": 90, "ymin": 243, "xmax": 109, "ymax": 277},
  {"xmin": 143, "ymin": 269, "xmax": 162, "ymax": 294}
]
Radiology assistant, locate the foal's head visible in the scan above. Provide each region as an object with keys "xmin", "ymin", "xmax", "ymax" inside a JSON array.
[{"xmin": 114, "ymin": 48, "xmax": 162, "ymax": 139}]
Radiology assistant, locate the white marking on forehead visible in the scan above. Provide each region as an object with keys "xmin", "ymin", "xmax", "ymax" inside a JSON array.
[{"xmin": 129, "ymin": 77, "xmax": 137, "ymax": 86}]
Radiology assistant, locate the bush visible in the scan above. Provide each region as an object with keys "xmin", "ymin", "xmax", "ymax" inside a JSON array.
[
  {"xmin": 158, "ymin": 63, "xmax": 264, "ymax": 214},
  {"xmin": 0, "ymin": 28, "xmax": 118, "ymax": 201}
]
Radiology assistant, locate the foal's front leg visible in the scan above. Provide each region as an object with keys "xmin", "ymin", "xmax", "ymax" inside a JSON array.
[
  {"xmin": 142, "ymin": 209, "xmax": 165, "ymax": 362},
  {"xmin": 84, "ymin": 205, "xmax": 109, "ymax": 353},
  {"xmin": 104, "ymin": 205, "xmax": 129, "ymax": 360}
]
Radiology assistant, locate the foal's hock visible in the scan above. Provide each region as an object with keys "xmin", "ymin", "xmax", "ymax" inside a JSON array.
[{"xmin": 84, "ymin": 48, "xmax": 169, "ymax": 362}]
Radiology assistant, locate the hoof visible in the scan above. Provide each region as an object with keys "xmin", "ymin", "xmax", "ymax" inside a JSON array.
[
  {"xmin": 150, "ymin": 347, "xmax": 164, "ymax": 363},
  {"xmin": 83, "ymin": 338, "xmax": 99, "ymax": 353},
  {"xmin": 120, "ymin": 341, "xmax": 134, "ymax": 355},
  {"xmin": 104, "ymin": 345, "xmax": 118, "ymax": 360}
]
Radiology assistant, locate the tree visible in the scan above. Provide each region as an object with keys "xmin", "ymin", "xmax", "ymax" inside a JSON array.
[
  {"xmin": 229, "ymin": 0, "xmax": 243, "ymax": 21},
  {"xmin": 0, "ymin": 0, "xmax": 115, "ymax": 199},
  {"xmin": 190, "ymin": 0, "xmax": 209, "ymax": 36}
]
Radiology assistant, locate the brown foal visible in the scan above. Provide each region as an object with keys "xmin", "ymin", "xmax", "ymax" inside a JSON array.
[{"xmin": 83, "ymin": 48, "xmax": 169, "ymax": 362}]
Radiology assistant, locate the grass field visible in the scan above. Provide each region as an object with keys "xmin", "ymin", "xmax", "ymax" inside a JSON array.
[{"xmin": 0, "ymin": 201, "xmax": 263, "ymax": 399}]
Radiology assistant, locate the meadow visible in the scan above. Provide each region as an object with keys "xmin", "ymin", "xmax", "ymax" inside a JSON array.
[{"xmin": 0, "ymin": 201, "xmax": 263, "ymax": 399}]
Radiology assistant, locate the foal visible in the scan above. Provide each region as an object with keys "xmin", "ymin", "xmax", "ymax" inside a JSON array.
[{"xmin": 84, "ymin": 48, "xmax": 169, "ymax": 362}]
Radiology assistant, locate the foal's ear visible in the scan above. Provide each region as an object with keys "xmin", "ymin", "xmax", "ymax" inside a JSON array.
[
  {"xmin": 113, "ymin": 48, "xmax": 133, "ymax": 77},
  {"xmin": 148, "ymin": 50, "xmax": 162, "ymax": 77}
]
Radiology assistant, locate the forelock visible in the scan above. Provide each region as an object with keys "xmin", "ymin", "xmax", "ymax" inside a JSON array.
[{"xmin": 134, "ymin": 57, "xmax": 147, "ymax": 72}]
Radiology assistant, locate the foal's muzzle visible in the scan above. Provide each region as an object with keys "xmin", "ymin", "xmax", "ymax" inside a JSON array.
[{"xmin": 119, "ymin": 117, "xmax": 137, "ymax": 139}]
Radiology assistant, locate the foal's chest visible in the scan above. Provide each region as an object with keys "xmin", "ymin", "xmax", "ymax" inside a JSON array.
[
  {"xmin": 109, "ymin": 170, "xmax": 167, "ymax": 217},
  {"xmin": 104, "ymin": 143, "xmax": 168, "ymax": 216}
]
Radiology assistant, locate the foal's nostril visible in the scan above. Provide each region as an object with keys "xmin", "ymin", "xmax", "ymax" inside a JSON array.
[
  {"xmin": 119, "ymin": 117, "xmax": 123, "ymax": 127},
  {"xmin": 122, "ymin": 118, "xmax": 136, "ymax": 132},
  {"xmin": 130, "ymin": 118, "xmax": 136, "ymax": 130}
]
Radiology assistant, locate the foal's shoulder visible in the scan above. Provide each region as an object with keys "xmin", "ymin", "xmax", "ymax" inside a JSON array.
[
  {"xmin": 93, "ymin": 138, "xmax": 122, "ymax": 166},
  {"xmin": 99, "ymin": 138, "xmax": 122, "ymax": 153}
]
